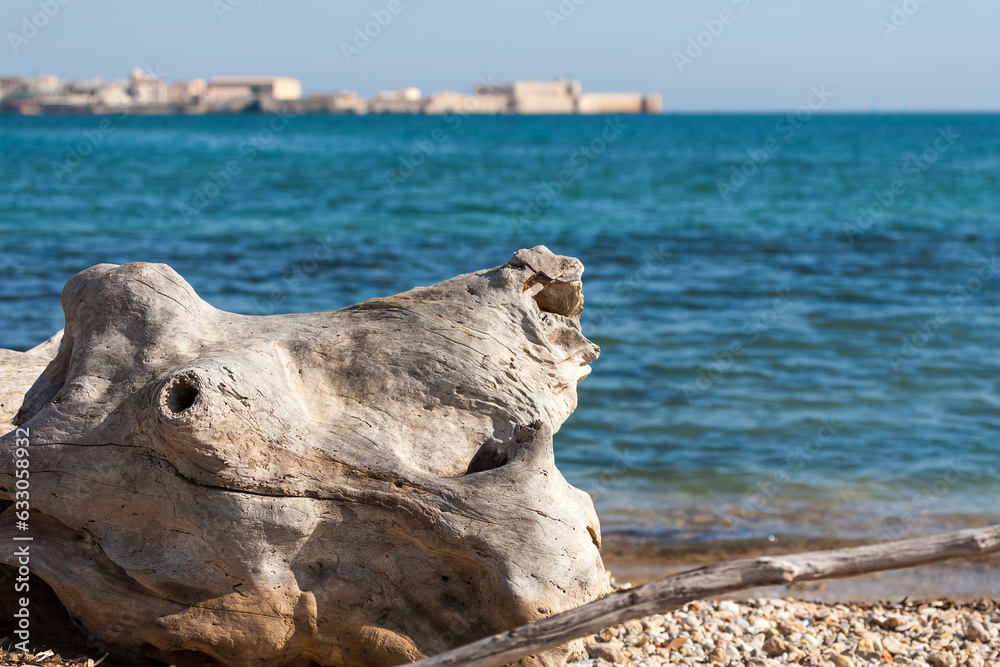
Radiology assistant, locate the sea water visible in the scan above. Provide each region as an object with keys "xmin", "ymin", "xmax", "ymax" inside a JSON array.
[{"xmin": 1, "ymin": 112, "xmax": 998, "ymax": 554}]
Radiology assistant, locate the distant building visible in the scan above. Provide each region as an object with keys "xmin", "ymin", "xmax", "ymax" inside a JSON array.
[
  {"xmin": 476, "ymin": 78, "xmax": 580, "ymax": 114},
  {"xmin": 128, "ymin": 67, "xmax": 167, "ymax": 105},
  {"xmin": 578, "ymin": 92, "xmax": 663, "ymax": 114},
  {"xmin": 423, "ymin": 90, "xmax": 469, "ymax": 114},
  {"xmin": 33, "ymin": 74, "xmax": 60, "ymax": 94},
  {"xmin": 369, "ymin": 87, "xmax": 423, "ymax": 114},
  {"xmin": 167, "ymin": 79, "xmax": 207, "ymax": 106},
  {"xmin": 303, "ymin": 91, "xmax": 368, "ymax": 114},
  {"xmin": 50, "ymin": 78, "xmax": 101, "ymax": 108},
  {"xmin": 200, "ymin": 85, "xmax": 255, "ymax": 112},
  {"xmin": 643, "ymin": 93, "xmax": 663, "ymax": 114},
  {"xmin": 0, "ymin": 71, "xmax": 661, "ymax": 116},
  {"xmin": 97, "ymin": 82, "xmax": 132, "ymax": 108},
  {"xmin": 0, "ymin": 77, "xmax": 37, "ymax": 113},
  {"xmin": 0, "ymin": 76, "xmax": 31, "ymax": 100},
  {"xmin": 472, "ymin": 78, "xmax": 661, "ymax": 115},
  {"xmin": 424, "ymin": 90, "xmax": 508, "ymax": 115},
  {"xmin": 208, "ymin": 76, "xmax": 302, "ymax": 101}
]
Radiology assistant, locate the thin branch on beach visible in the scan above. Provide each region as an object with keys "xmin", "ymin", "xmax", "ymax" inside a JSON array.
[{"xmin": 410, "ymin": 524, "xmax": 1000, "ymax": 667}]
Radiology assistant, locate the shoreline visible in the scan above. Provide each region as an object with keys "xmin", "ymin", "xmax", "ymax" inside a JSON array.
[{"xmin": 601, "ymin": 534, "xmax": 1000, "ymax": 602}]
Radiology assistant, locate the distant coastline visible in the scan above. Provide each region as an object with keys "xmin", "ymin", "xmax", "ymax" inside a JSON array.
[{"xmin": 0, "ymin": 70, "xmax": 662, "ymax": 116}]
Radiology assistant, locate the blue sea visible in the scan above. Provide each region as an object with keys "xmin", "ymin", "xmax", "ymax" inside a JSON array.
[{"xmin": 2, "ymin": 113, "xmax": 999, "ymax": 562}]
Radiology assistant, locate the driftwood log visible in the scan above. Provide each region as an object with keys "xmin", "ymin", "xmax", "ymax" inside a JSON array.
[
  {"xmin": 412, "ymin": 524, "xmax": 1000, "ymax": 667},
  {"xmin": 0, "ymin": 247, "xmax": 607, "ymax": 667},
  {"xmin": 0, "ymin": 332, "xmax": 60, "ymax": 427}
]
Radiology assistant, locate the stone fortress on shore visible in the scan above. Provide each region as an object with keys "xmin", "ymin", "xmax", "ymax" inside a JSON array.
[{"xmin": 0, "ymin": 69, "xmax": 662, "ymax": 116}]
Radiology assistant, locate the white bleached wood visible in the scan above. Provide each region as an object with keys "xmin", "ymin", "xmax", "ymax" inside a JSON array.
[
  {"xmin": 0, "ymin": 247, "xmax": 606, "ymax": 667},
  {"xmin": 0, "ymin": 330, "xmax": 61, "ymax": 428}
]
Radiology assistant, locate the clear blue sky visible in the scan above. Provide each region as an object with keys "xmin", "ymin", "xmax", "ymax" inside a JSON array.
[{"xmin": 2, "ymin": 0, "xmax": 997, "ymax": 111}]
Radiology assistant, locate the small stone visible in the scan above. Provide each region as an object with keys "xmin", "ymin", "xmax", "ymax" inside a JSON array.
[
  {"xmin": 787, "ymin": 647, "xmax": 807, "ymax": 662},
  {"xmin": 586, "ymin": 642, "xmax": 627, "ymax": 664},
  {"xmin": 967, "ymin": 654, "xmax": 986, "ymax": 667},
  {"xmin": 763, "ymin": 637, "xmax": 788, "ymax": 657},
  {"xmin": 622, "ymin": 619, "xmax": 644, "ymax": 637},
  {"xmin": 664, "ymin": 637, "xmax": 686, "ymax": 652},
  {"xmin": 858, "ymin": 637, "xmax": 875, "ymax": 651},
  {"xmin": 681, "ymin": 613, "xmax": 701, "ymax": 629},
  {"xmin": 597, "ymin": 627, "xmax": 619, "ymax": 642},
  {"xmin": 708, "ymin": 647, "xmax": 728, "ymax": 664},
  {"xmin": 882, "ymin": 636, "xmax": 908, "ymax": 655},
  {"xmin": 927, "ymin": 652, "xmax": 957, "ymax": 667},
  {"xmin": 966, "ymin": 621, "xmax": 991, "ymax": 643},
  {"xmin": 829, "ymin": 653, "xmax": 854, "ymax": 667},
  {"xmin": 718, "ymin": 600, "xmax": 740, "ymax": 614},
  {"xmin": 748, "ymin": 619, "xmax": 772, "ymax": 634},
  {"xmin": 777, "ymin": 619, "xmax": 804, "ymax": 636},
  {"xmin": 933, "ymin": 629, "xmax": 954, "ymax": 645},
  {"xmin": 878, "ymin": 616, "xmax": 909, "ymax": 631},
  {"xmin": 641, "ymin": 618, "xmax": 662, "ymax": 632}
]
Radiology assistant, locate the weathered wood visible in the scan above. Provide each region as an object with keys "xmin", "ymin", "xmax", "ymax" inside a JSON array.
[
  {"xmin": 0, "ymin": 330, "xmax": 60, "ymax": 427},
  {"xmin": 0, "ymin": 248, "xmax": 607, "ymax": 667},
  {"xmin": 411, "ymin": 524, "xmax": 1000, "ymax": 667}
]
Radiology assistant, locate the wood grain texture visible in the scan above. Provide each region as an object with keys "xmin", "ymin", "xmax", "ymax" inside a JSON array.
[
  {"xmin": 0, "ymin": 330, "xmax": 60, "ymax": 427},
  {"xmin": 0, "ymin": 248, "xmax": 606, "ymax": 667}
]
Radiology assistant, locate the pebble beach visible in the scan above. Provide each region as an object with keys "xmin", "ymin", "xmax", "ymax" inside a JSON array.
[{"xmin": 570, "ymin": 592, "xmax": 999, "ymax": 667}]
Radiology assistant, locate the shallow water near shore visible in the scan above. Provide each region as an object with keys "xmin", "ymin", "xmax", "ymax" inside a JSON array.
[
  {"xmin": 1, "ymin": 113, "xmax": 999, "ymax": 593},
  {"xmin": 601, "ymin": 533, "xmax": 1000, "ymax": 601}
]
